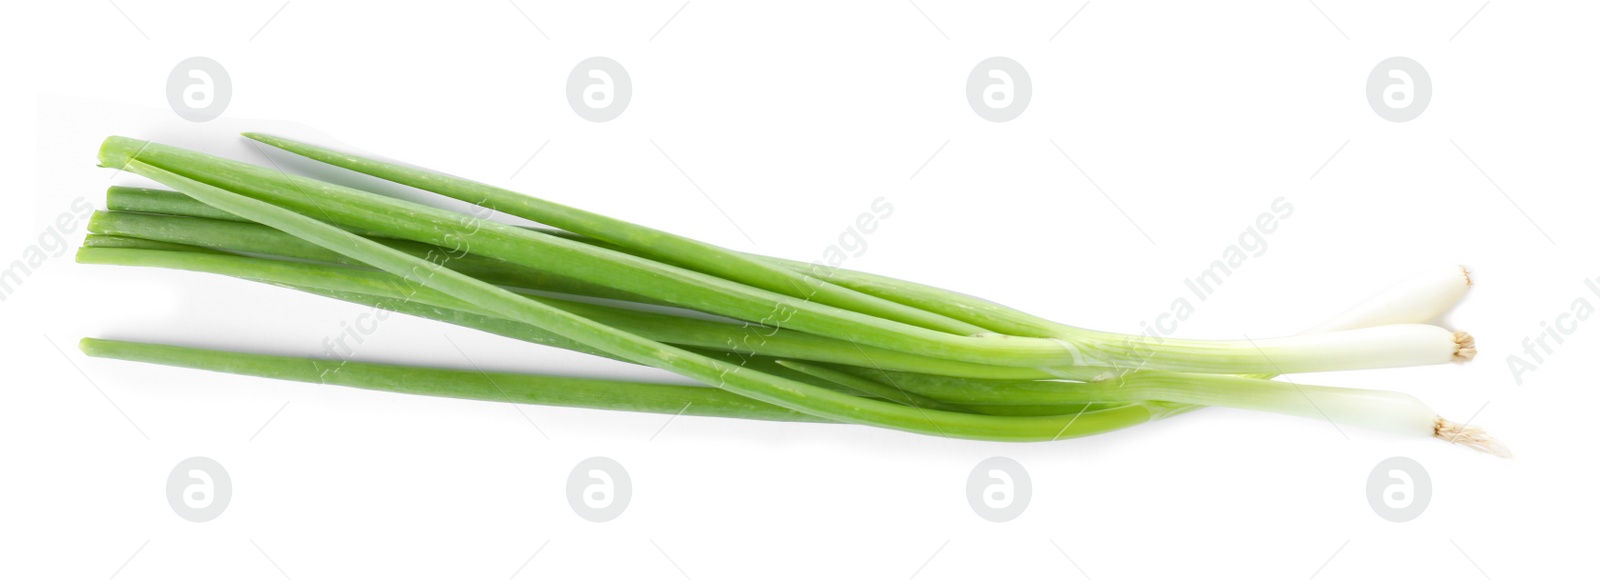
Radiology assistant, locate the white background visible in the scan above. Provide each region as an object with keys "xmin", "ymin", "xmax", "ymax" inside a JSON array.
[{"xmin": 2, "ymin": 1, "xmax": 1597, "ymax": 578}]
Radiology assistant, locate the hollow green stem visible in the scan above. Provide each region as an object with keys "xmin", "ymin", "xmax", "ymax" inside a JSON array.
[
  {"xmin": 82, "ymin": 234, "xmax": 227, "ymax": 254},
  {"xmin": 842, "ymin": 367, "xmax": 1440, "ymax": 436},
  {"xmin": 774, "ymin": 360, "xmax": 972, "ymax": 413},
  {"xmin": 88, "ymin": 210, "xmax": 654, "ymax": 304},
  {"xmin": 104, "ymin": 138, "xmax": 1472, "ymax": 375},
  {"xmin": 759, "ymin": 256, "xmax": 1067, "ymax": 338},
  {"xmin": 98, "ymin": 187, "xmax": 1233, "ymax": 348},
  {"xmin": 108, "ymin": 186, "xmax": 246, "ymax": 222},
  {"xmin": 242, "ymin": 132, "xmax": 998, "ymax": 337},
  {"xmin": 76, "ymin": 246, "xmax": 1060, "ymax": 380},
  {"xmin": 113, "ymin": 158, "xmax": 1185, "ymax": 441},
  {"xmin": 79, "ymin": 338, "xmax": 827, "ymax": 423}
]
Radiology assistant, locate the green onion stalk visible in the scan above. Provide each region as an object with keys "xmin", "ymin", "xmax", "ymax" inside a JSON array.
[
  {"xmin": 101, "ymin": 158, "xmax": 1182, "ymax": 441},
  {"xmin": 95, "ymin": 137, "xmax": 1473, "ymax": 376},
  {"xmin": 73, "ymin": 134, "xmax": 1505, "ymax": 453}
]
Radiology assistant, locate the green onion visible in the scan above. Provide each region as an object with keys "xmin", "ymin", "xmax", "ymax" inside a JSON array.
[
  {"xmin": 97, "ymin": 137, "xmax": 1471, "ymax": 375},
  {"xmin": 74, "ymin": 133, "xmax": 1506, "ymax": 453}
]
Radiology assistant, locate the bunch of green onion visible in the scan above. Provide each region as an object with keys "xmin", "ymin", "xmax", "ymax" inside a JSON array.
[{"xmin": 76, "ymin": 133, "xmax": 1507, "ymax": 455}]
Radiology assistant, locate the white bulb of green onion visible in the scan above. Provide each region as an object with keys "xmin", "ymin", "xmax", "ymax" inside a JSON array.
[
  {"xmin": 1293, "ymin": 265, "xmax": 1502, "ymax": 456},
  {"xmin": 1087, "ymin": 265, "xmax": 1502, "ymax": 456},
  {"xmin": 1305, "ymin": 265, "xmax": 1473, "ymax": 334}
]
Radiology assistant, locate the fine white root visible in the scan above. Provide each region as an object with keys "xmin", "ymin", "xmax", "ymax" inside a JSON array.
[
  {"xmin": 1435, "ymin": 417, "xmax": 1512, "ymax": 458},
  {"xmin": 1452, "ymin": 331, "xmax": 1477, "ymax": 363}
]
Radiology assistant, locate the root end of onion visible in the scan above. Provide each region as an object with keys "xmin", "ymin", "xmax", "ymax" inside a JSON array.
[
  {"xmin": 1435, "ymin": 417, "xmax": 1512, "ymax": 458},
  {"xmin": 1459, "ymin": 265, "xmax": 1474, "ymax": 287},
  {"xmin": 1452, "ymin": 331, "xmax": 1477, "ymax": 363}
]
